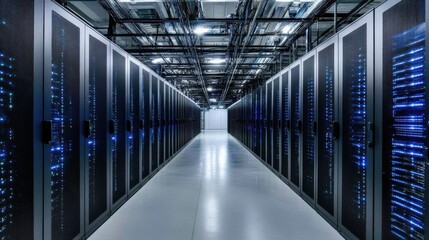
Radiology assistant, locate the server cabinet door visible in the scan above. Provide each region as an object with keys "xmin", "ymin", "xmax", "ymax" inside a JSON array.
[
  {"xmin": 142, "ymin": 70, "xmax": 150, "ymax": 179},
  {"xmin": 252, "ymin": 92, "xmax": 258, "ymax": 153},
  {"xmin": 248, "ymin": 94, "xmax": 253, "ymax": 149},
  {"xmin": 150, "ymin": 76, "xmax": 158, "ymax": 171},
  {"xmin": 375, "ymin": 0, "xmax": 428, "ymax": 239},
  {"xmin": 316, "ymin": 36, "xmax": 338, "ymax": 224},
  {"xmin": 281, "ymin": 70, "xmax": 290, "ymax": 180},
  {"xmin": 255, "ymin": 87, "xmax": 261, "ymax": 157},
  {"xmin": 84, "ymin": 28, "xmax": 109, "ymax": 232},
  {"xmin": 44, "ymin": 2, "xmax": 85, "ymax": 239},
  {"xmin": 273, "ymin": 78, "xmax": 281, "ymax": 172},
  {"xmin": 302, "ymin": 53, "xmax": 316, "ymax": 202},
  {"xmin": 267, "ymin": 81, "xmax": 273, "ymax": 166},
  {"xmin": 166, "ymin": 86, "xmax": 170, "ymax": 159},
  {"xmin": 338, "ymin": 12, "xmax": 374, "ymax": 240},
  {"xmin": 261, "ymin": 85, "xmax": 268, "ymax": 162},
  {"xmin": 0, "ymin": 1, "xmax": 42, "ymax": 239},
  {"xmin": 110, "ymin": 46, "xmax": 127, "ymax": 207},
  {"xmin": 128, "ymin": 59, "xmax": 141, "ymax": 191},
  {"xmin": 159, "ymin": 81, "xmax": 165, "ymax": 165},
  {"xmin": 290, "ymin": 62, "xmax": 301, "ymax": 190}
]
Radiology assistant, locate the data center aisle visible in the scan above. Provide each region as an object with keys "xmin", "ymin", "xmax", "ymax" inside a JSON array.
[{"xmin": 89, "ymin": 130, "xmax": 343, "ymax": 240}]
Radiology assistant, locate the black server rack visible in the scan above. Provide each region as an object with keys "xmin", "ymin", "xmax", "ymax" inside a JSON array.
[
  {"xmin": 281, "ymin": 70, "xmax": 290, "ymax": 180},
  {"xmin": 247, "ymin": 94, "xmax": 253, "ymax": 149},
  {"xmin": 302, "ymin": 52, "xmax": 316, "ymax": 202},
  {"xmin": 375, "ymin": 0, "xmax": 428, "ymax": 239},
  {"xmin": 252, "ymin": 91, "xmax": 258, "ymax": 154},
  {"xmin": 166, "ymin": 86, "xmax": 171, "ymax": 159},
  {"xmin": 257, "ymin": 87, "xmax": 262, "ymax": 157},
  {"xmin": 338, "ymin": 12, "xmax": 374, "ymax": 240},
  {"xmin": 142, "ymin": 69, "xmax": 150, "ymax": 179},
  {"xmin": 128, "ymin": 58, "xmax": 141, "ymax": 192},
  {"xmin": 261, "ymin": 85, "xmax": 267, "ymax": 162},
  {"xmin": 290, "ymin": 62, "xmax": 301, "ymax": 190},
  {"xmin": 267, "ymin": 81, "xmax": 273, "ymax": 166},
  {"xmin": 110, "ymin": 45, "xmax": 127, "ymax": 209},
  {"xmin": 0, "ymin": 1, "xmax": 43, "ymax": 239},
  {"xmin": 316, "ymin": 36, "xmax": 338, "ymax": 224},
  {"xmin": 150, "ymin": 76, "xmax": 158, "ymax": 171},
  {"xmin": 84, "ymin": 28, "xmax": 109, "ymax": 233},
  {"xmin": 158, "ymin": 81, "xmax": 164, "ymax": 165},
  {"xmin": 44, "ymin": 3, "xmax": 85, "ymax": 239},
  {"xmin": 273, "ymin": 77, "xmax": 281, "ymax": 172}
]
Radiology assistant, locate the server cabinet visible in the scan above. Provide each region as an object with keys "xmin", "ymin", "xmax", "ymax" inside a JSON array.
[
  {"xmin": 252, "ymin": 90, "xmax": 259, "ymax": 154},
  {"xmin": 44, "ymin": 2, "xmax": 85, "ymax": 239},
  {"xmin": 273, "ymin": 77, "xmax": 281, "ymax": 172},
  {"xmin": 290, "ymin": 61, "xmax": 301, "ymax": 190},
  {"xmin": 158, "ymin": 81, "xmax": 165, "ymax": 165},
  {"xmin": 172, "ymin": 89, "xmax": 176, "ymax": 154},
  {"xmin": 247, "ymin": 94, "xmax": 253, "ymax": 149},
  {"xmin": 0, "ymin": 1, "xmax": 43, "ymax": 239},
  {"xmin": 110, "ymin": 45, "xmax": 127, "ymax": 208},
  {"xmin": 84, "ymin": 27, "xmax": 109, "ymax": 233},
  {"xmin": 338, "ymin": 12, "xmax": 374, "ymax": 240},
  {"xmin": 316, "ymin": 36, "xmax": 338, "ymax": 224},
  {"xmin": 375, "ymin": 0, "xmax": 428, "ymax": 239},
  {"xmin": 128, "ymin": 57, "xmax": 141, "ymax": 191},
  {"xmin": 302, "ymin": 51, "xmax": 316, "ymax": 202},
  {"xmin": 150, "ymin": 76, "xmax": 158, "ymax": 171},
  {"xmin": 267, "ymin": 81, "xmax": 273, "ymax": 166},
  {"xmin": 261, "ymin": 85, "xmax": 267, "ymax": 162},
  {"xmin": 281, "ymin": 69, "xmax": 290, "ymax": 180},
  {"xmin": 142, "ymin": 69, "xmax": 150, "ymax": 179},
  {"xmin": 166, "ymin": 86, "xmax": 171, "ymax": 159}
]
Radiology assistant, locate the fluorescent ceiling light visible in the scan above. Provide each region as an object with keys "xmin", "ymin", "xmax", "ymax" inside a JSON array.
[
  {"xmin": 152, "ymin": 58, "xmax": 164, "ymax": 64},
  {"xmin": 194, "ymin": 26, "xmax": 210, "ymax": 35},
  {"xmin": 208, "ymin": 58, "xmax": 226, "ymax": 64},
  {"xmin": 282, "ymin": 24, "xmax": 293, "ymax": 34},
  {"xmin": 210, "ymin": 98, "xmax": 217, "ymax": 102},
  {"xmin": 207, "ymin": 87, "xmax": 213, "ymax": 91},
  {"xmin": 219, "ymin": 105, "xmax": 224, "ymax": 109}
]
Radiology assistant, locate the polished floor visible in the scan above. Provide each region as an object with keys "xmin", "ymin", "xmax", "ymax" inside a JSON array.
[{"xmin": 89, "ymin": 130, "xmax": 343, "ymax": 240}]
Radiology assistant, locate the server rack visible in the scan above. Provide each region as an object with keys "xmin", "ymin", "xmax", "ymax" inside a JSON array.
[
  {"xmin": 142, "ymin": 68, "xmax": 151, "ymax": 179},
  {"xmin": 150, "ymin": 76, "xmax": 158, "ymax": 172},
  {"xmin": 267, "ymin": 81, "xmax": 273, "ymax": 166},
  {"xmin": 110, "ymin": 44, "xmax": 128, "ymax": 210},
  {"xmin": 338, "ymin": 12, "xmax": 374, "ymax": 240},
  {"xmin": 290, "ymin": 60, "xmax": 301, "ymax": 191},
  {"xmin": 281, "ymin": 69, "xmax": 290, "ymax": 181},
  {"xmin": 301, "ymin": 51, "xmax": 316, "ymax": 204},
  {"xmin": 261, "ymin": 85, "xmax": 267, "ymax": 162},
  {"xmin": 166, "ymin": 86, "xmax": 171, "ymax": 160},
  {"xmin": 84, "ymin": 27, "xmax": 110, "ymax": 235},
  {"xmin": 44, "ymin": 2, "xmax": 85, "ymax": 239},
  {"xmin": 128, "ymin": 57, "xmax": 141, "ymax": 193},
  {"xmin": 158, "ymin": 81, "xmax": 165, "ymax": 166},
  {"xmin": 247, "ymin": 94, "xmax": 253, "ymax": 149},
  {"xmin": 316, "ymin": 35, "xmax": 338, "ymax": 226},
  {"xmin": 273, "ymin": 77, "xmax": 281, "ymax": 172},
  {"xmin": 0, "ymin": 1, "xmax": 44, "ymax": 239},
  {"xmin": 375, "ymin": 0, "xmax": 428, "ymax": 239},
  {"xmin": 252, "ymin": 91, "xmax": 258, "ymax": 154}
]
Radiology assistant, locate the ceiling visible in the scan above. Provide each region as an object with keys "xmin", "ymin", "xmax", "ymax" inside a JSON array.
[{"xmin": 63, "ymin": 0, "xmax": 384, "ymax": 108}]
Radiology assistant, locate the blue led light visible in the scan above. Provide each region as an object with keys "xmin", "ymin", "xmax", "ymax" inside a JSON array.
[{"xmin": 390, "ymin": 23, "xmax": 425, "ymax": 240}]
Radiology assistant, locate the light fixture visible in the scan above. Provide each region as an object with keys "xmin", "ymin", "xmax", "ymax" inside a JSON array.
[
  {"xmin": 207, "ymin": 87, "xmax": 213, "ymax": 92},
  {"xmin": 208, "ymin": 58, "xmax": 226, "ymax": 64},
  {"xmin": 152, "ymin": 58, "xmax": 164, "ymax": 64},
  {"xmin": 282, "ymin": 24, "xmax": 293, "ymax": 34},
  {"xmin": 219, "ymin": 105, "xmax": 224, "ymax": 109},
  {"xmin": 194, "ymin": 26, "xmax": 210, "ymax": 35},
  {"xmin": 210, "ymin": 98, "xmax": 217, "ymax": 102}
]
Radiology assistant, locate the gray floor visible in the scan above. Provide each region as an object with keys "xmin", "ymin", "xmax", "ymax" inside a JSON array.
[{"xmin": 89, "ymin": 130, "xmax": 343, "ymax": 240}]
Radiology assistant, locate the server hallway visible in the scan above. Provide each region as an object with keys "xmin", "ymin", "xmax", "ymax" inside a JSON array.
[{"xmin": 89, "ymin": 130, "xmax": 343, "ymax": 240}]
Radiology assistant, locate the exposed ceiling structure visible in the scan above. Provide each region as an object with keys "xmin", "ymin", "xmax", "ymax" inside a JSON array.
[{"xmin": 62, "ymin": 0, "xmax": 384, "ymax": 108}]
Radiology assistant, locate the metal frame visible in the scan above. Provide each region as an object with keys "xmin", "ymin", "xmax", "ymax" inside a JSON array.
[
  {"xmin": 300, "ymin": 48, "xmax": 317, "ymax": 207},
  {"xmin": 288, "ymin": 59, "xmax": 302, "ymax": 193},
  {"xmin": 315, "ymin": 34, "xmax": 339, "ymax": 228},
  {"xmin": 43, "ymin": 1, "xmax": 86, "ymax": 239},
  {"xmin": 337, "ymin": 10, "xmax": 374, "ymax": 240},
  {"xmin": 83, "ymin": 25, "xmax": 111, "ymax": 237}
]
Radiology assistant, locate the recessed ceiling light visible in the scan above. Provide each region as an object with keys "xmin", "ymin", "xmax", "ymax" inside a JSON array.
[
  {"xmin": 207, "ymin": 87, "xmax": 213, "ymax": 91},
  {"xmin": 208, "ymin": 58, "xmax": 226, "ymax": 64},
  {"xmin": 194, "ymin": 26, "xmax": 210, "ymax": 35}
]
